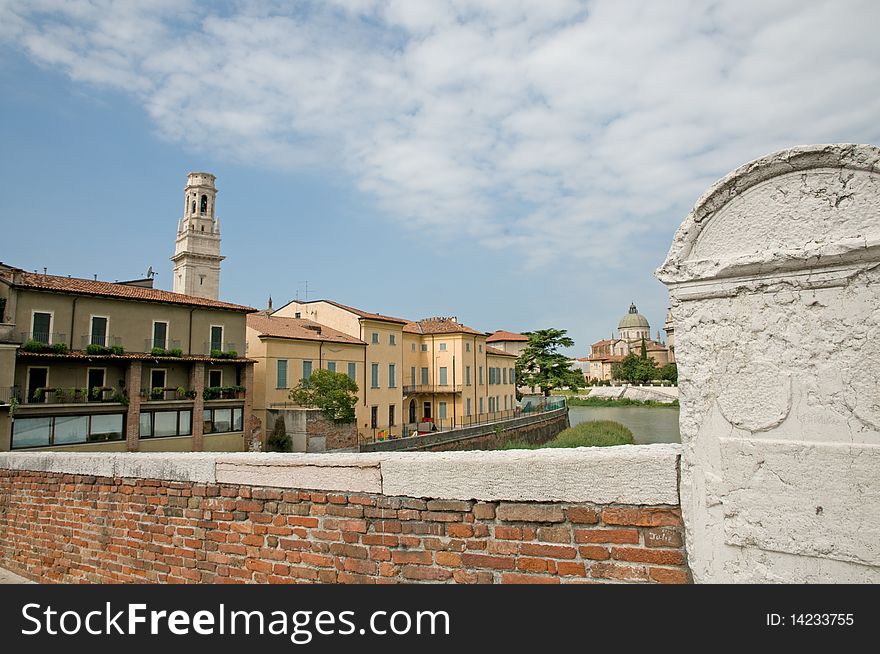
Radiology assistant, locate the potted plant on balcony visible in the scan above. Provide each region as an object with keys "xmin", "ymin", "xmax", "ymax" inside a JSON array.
[
  {"xmin": 150, "ymin": 387, "xmax": 164, "ymax": 400},
  {"xmin": 233, "ymin": 384, "xmax": 246, "ymax": 399},
  {"xmin": 203, "ymin": 386, "xmax": 221, "ymax": 401},
  {"xmin": 91, "ymin": 386, "xmax": 113, "ymax": 401},
  {"xmin": 53, "ymin": 388, "xmax": 67, "ymax": 403},
  {"xmin": 220, "ymin": 386, "xmax": 235, "ymax": 399}
]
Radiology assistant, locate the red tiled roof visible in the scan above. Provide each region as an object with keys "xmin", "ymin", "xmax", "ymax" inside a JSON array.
[
  {"xmin": 303, "ymin": 300, "xmax": 409, "ymax": 325},
  {"xmin": 486, "ymin": 330, "xmax": 529, "ymax": 343},
  {"xmin": 13, "ymin": 271, "xmax": 255, "ymax": 312},
  {"xmin": 590, "ymin": 339, "xmax": 620, "ymax": 346},
  {"xmin": 587, "ymin": 355, "xmax": 626, "ymax": 362},
  {"xmin": 248, "ymin": 314, "xmax": 365, "ymax": 345},
  {"xmin": 486, "ymin": 345, "xmax": 518, "ymax": 358},
  {"xmin": 403, "ymin": 318, "xmax": 484, "ymax": 336}
]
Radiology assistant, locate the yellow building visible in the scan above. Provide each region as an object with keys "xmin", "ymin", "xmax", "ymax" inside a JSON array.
[{"xmin": 261, "ymin": 300, "xmax": 517, "ymax": 442}]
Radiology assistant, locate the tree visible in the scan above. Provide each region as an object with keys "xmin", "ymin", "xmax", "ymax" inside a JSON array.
[
  {"xmin": 516, "ymin": 328, "xmax": 584, "ymax": 397},
  {"xmin": 611, "ymin": 352, "xmax": 658, "ymax": 383},
  {"xmin": 266, "ymin": 416, "xmax": 291, "ymax": 452},
  {"xmin": 289, "ymin": 368, "xmax": 359, "ymax": 422},
  {"xmin": 658, "ymin": 363, "xmax": 678, "ymax": 383}
]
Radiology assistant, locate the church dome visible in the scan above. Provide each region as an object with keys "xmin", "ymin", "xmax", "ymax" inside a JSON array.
[{"xmin": 618, "ymin": 303, "xmax": 650, "ymax": 329}]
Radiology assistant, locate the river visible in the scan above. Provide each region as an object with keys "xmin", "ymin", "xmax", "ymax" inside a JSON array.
[{"xmin": 568, "ymin": 405, "xmax": 680, "ymax": 444}]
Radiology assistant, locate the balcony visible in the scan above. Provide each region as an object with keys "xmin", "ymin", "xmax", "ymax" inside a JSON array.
[
  {"xmin": 18, "ymin": 331, "xmax": 68, "ymax": 347},
  {"xmin": 0, "ymin": 386, "xmax": 21, "ymax": 406},
  {"xmin": 79, "ymin": 335, "xmax": 122, "ymax": 350},
  {"xmin": 403, "ymin": 384, "xmax": 462, "ymax": 395},
  {"xmin": 144, "ymin": 339, "xmax": 183, "ymax": 354},
  {"xmin": 202, "ymin": 342, "xmax": 240, "ymax": 358}
]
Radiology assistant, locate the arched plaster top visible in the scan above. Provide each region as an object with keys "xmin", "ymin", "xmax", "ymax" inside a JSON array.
[{"xmin": 656, "ymin": 143, "xmax": 880, "ymax": 285}]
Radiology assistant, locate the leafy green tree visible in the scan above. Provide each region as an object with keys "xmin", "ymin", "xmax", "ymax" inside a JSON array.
[
  {"xmin": 289, "ymin": 368, "xmax": 359, "ymax": 422},
  {"xmin": 658, "ymin": 363, "xmax": 678, "ymax": 383},
  {"xmin": 266, "ymin": 416, "xmax": 292, "ymax": 452},
  {"xmin": 611, "ymin": 352, "xmax": 658, "ymax": 383},
  {"xmin": 516, "ymin": 329, "xmax": 584, "ymax": 397}
]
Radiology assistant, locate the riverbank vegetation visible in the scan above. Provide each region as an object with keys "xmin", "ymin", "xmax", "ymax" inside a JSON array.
[
  {"xmin": 501, "ymin": 420, "xmax": 634, "ymax": 449},
  {"xmin": 566, "ymin": 396, "xmax": 679, "ymax": 408}
]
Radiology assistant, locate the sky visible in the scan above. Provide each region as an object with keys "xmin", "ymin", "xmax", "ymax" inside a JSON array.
[{"xmin": 1, "ymin": 0, "xmax": 879, "ymax": 356}]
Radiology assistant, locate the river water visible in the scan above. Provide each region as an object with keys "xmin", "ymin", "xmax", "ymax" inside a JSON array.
[{"xmin": 568, "ymin": 405, "xmax": 680, "ymax": 444}]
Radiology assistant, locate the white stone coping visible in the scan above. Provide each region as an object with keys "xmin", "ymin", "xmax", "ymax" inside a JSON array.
[{"xmin": 0, "ymin": 444, "xmax": 681, "ymax": 504}]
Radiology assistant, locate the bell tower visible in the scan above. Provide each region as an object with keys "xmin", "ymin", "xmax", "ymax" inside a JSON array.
[{"xmin": 171, "ymin": 172, "xmax": 224, "ymax": 299}]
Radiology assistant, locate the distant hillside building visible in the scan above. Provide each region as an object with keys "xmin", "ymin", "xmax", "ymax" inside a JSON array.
[{"xmin": 585, "ymin": 303, "xmax": 671, "ymax": 381}]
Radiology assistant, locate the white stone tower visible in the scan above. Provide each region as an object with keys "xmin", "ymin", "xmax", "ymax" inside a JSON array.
[{"xmin": 171, "ymin": 172, "xmax": 224, "ymax": 299}]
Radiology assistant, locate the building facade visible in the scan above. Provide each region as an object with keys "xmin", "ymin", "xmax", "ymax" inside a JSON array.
[
  {"xmin": 0, "ymin": 264, "xmax": 255, "ymax": 452},
  {"xmin": 264, "ymin": 301, "xmax": 517, "ymax": 442},
  {"xmin": 585, "ymin": 303, "xmax": 671, "ymax": 381}
]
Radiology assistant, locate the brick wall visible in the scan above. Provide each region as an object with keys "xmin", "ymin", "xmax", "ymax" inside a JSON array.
[{"xmin": 0, "ymin": 468, "xmax": 687, "ymax": 584}]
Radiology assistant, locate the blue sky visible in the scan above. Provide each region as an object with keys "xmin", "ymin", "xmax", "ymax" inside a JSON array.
[{"xmin": 1, "ymin": 1, "xmax": 879, "ymax": 356}]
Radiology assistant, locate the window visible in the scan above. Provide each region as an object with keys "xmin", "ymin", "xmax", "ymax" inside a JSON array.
[
  {"xmin": 87, "ymin": 369, "xmax": 105, "ymax": 401},
  {"xmin": 504, "ymin": 395, "xmax": 508, "ymax": 410},
  {"xmin": 371, "ymin": 406, "xmax": 378, "ymax": 429},
  {"xmin": 479, "ymin": 344, "xmax": 483, "ymax": 353},
  {"xmin": 411, "ymin": 343, "xmax": 416, "ymax": 352},
  {"xmin": 439, "ymin": 401, "xmax": 447, "ymax": 419},
  {"xmin": 11, "ymin": 414, "xmax": 124, "ymax": 449},
  {"xmin": 294, "ymin": 312, "xmax": 301, "ymax": 318},
  {"xmin": 32, "ymin": 312, "xmax": 52, "ymax": 344},
  {"xmin": 466, "ymin": 398, "xmax": 471, "ymax": 416},
  {"xmin": 439, "ymin": 367, "xmax": 448, "ymax": 386},
  {"xmin": 466, "ymin": 366, "xmax": 471, "ymax": 385},
  {"xmin": 327, "ymin": 361, "xmax": 336, "ymax": 373},
  {"xmin": 421, "ymin": 367, "xmax": 428, "ymax": 385},
  {"xmin": 150, "ymin": 369, "xmax": 166, "ymax": 391},
  {"xmin": 503, "ymin": 368, "xmax": 508, "ymax": 384},
  {"xmin": 200, "ymin": 194, "xmax": 208, "ymax": 214},
  {"xmin": 466, "ymin": 342, "xmax": 471, "ymax": 352},
  {"xmin": 371, "ymin": 332, "xmax": 379, "ymax": 344},
  {"xmin": 421, "ymin": 344, "xmax": 428, "ymax": 352},
  {"xmin": 479, "ymin": 366, "xmax": 484, "ymax": 385},
  {"xmin": 410, "ymin": 367, "xmax": 416, "ymax": 387},
  {"xmin": 203, "ymin": 407, "xmax": 243, "ymax": 434},
  {"xmin": 389, "ymin": 405, "xmax": 396, "ymax": 426},
  {"xmin": 90, "ymin": 316, "xmax": 108, "ymax": 347},
  {"xmin": 210, "ymin": 325, "xmax": 223, "ymax": 352},
  {"xmin": 423, "ymin": 402, "xmax": 431, "ymax": 419},
  {"xmin": 208, "ymin": 369, "xmax": 222, "ymax": 388},
  {"xmin": 302, "ymin": 360, "xmax": 313, "ymax": 381},
  {"xmin": 388, "ymin": 364, "xmax": 396, "ymax": 388},
  {"xmin": 371, "ymin": 363, "xmax": 379, "ymax": 388},
  {"xmin": 276, "ymin": 360, "xmax": 288, "ymax": 389},
  {"xmin": 153, "ymin": 321, "xmax": 168, "ymax": 350},
  {"xmin": 510, "ymin": 368, "xmax": 515, "ymax": 385},
  {"xmin": 439, "ymin": 343, "xmax": 447, "ymax": 352},
  {"xmin": 479, "ymin": 397, "xmax": 484, "ymax": 414},
  {"xmin": 389, "ymin": 334, "xmax": 396, "ymax": 345},
  {"xmin": 489, "ymin": 397, "xmax": 495, "ymax": 412},
  {"xmin": 347, "ymin": 362, "xmax": 356, "ymax": 381},
  {"xmin": 489, "ymin": 368, "xmax": 495, "ymax": 385}
]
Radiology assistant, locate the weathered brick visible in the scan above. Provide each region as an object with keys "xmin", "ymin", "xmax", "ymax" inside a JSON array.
[
  {"xmin": 644, "ymin": 527, "xmax": 684, "ymax": 548},
  {"xmin": 447, "ymin": 524, "xmax": 475, "ymax": 538},
  {"xmin": 590, "ymin": 562, "xmax": 650, "ymax": 581},
  {"xmin": 578, "ymin": 545, "xmax": 611, "ymax": 560},
  {"xmin": 536, "ymin": 527, "xmax": 571, "ymax": 543},
  {"xmin": 611, "ymin": 547, "xmax": 685, "ymax": 566},
  {"xmin": 496, "ymin": 503, "xmax": 565, "ymax": 523},
  {"xmin": 435, "ymin": 551, "xmax": 462, "ymax": 567},
  {"xmin": 519, "ymin": 543, "xmax": 576, "ymax": 559},
  {"xmin": 574, "ymin": 528, "xmax": 639, "ymax": 544},
  {"xmin": 516, "ymin": 557, "xmax": 549, "ymax": 573},
  {"xmin": 648, "ymin": 567, "xmax": 690, "ymax": 584},
  {"xmin": 501, "ymin": 573, "xmax": 560, "ymax": 584},
  {"xmin": 401, "ymin": 565, "xmax": 452, "ymax": 581},
  {"xmin": 567, "ymin": 507, "xmax": 599, "ymax": 524},
  {"xmin": 422, "ymin": 511, "xmax": 465, "ymax": 523},
  {"xmin": 391, "ymin": 550, "xmax": 433, "ymax": 565},
  {"xmin": 556, "ymin": 561, "xmax": 587, "ymax": 577},
  {"xmin": 461, "ymin": 553, "xmax": 515, "ymax": 570},
  {"xmin": 494, "ymin": 526, "xmax": 535, "ymax": 541},
  {"xmin": 472, "ymin": 502, "xmax": 496, "ymax": 520},
  {"xmin": 601, "ymin": 507, "xmax": 683, "ymax": 527},
  {"xmin": 453, "ymin": 569, "xmax": 494, "ymax": 584}
]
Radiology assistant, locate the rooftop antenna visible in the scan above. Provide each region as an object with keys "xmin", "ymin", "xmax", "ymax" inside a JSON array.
[
  {"xmin": 297, "ymin": 280, "xmax": 310, "ymax": 301},
  {"xmin": 94, "ymin": 274, "xmax": 98, "ymax": 281},
  {"xmin": 147, "ymin": 266, "xmax": 156, "ymax": 279},
  {"xmin": 43, "ymin": 267, "xmax": 47, "ymax": 275}
]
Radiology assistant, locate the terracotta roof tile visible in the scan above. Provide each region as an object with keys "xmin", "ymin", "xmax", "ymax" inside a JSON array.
[
  {"xmin": 301, "ymin": 300, "xmax": 409, "ymax": 325},
  {"xmin": 486, "ymin": 330, "xmax": 529, "ymax": 343},
  {"xmin": 486, "ymin": 345, "xmax": 518, "ymax": 358},
  {"xmin": 14, "ymin": 271, "xmax": 255, "ymax": 312},
  {"xmin": 248, "ymin": 314, "xmax": 366, "ymax": 345},
  {"xmin": 403, "ymin": 317, "xmax": 484, "ymax": 336}
]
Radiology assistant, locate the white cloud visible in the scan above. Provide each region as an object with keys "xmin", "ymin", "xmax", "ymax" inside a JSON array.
[{"xmin": 2, "ymin": 0, "xmax": 879, "ymax": 270}]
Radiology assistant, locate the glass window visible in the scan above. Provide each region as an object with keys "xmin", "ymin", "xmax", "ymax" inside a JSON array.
[
  {"xmin": 439, "ymin": 343, "xmax": 447, "ymax": 352},
  {"xmin": 90, "ymin": 317, "xmax": 108, "ymax": 347},
  {"xmin": 439, "ymin": 401, "xmax": 447, "ymax": 419},
  {"xmin": 153, "ymin": 322, "xmax": 168, "ymax": 349},
  {"xmin": 410, "ymin": 367, "xmax": 416, "ymax": 386},
  {"xmin": 479, "ymin": 366, "xmax": 484, "ymax": 385},
  {"xmin": 466, "ymin": 366, "xmax": 471, "ymax": 385},
  {"xmin": 421, "ymin": 367, "xmax": 428, "ymax": 385},
  {"xmin": 388, "ymin": 405, "xmax": 395, "ymax": 426},
  {"xmin": 90, "ymin": 414, "xmax": 123, "ymax": 441},
  {"xmin": 12, "ymin": 417, "xmax": 51, "ymax": 448},
  {"xmin": 55, "ymin": 415, "xmax": 88, "ymax": 444},
  {"xmin": 32, "ymin": 312, "xmax": 51, "ymax": 344},
  {"xmin": 154, "ymin": 411, "xmax": 178, "ymax": 437},
  {"xmin": 232, "ymin": 408, "xmax": 243, "ymax": 432},
  {"xmin": 479, "ymin": 344, "xmax": 483, "ymax": 352},
  {"xmin": 389, "ymin": 334, "xmax": 396, "ymax": 345},
  {"xmin": 203, "ymin": 409, "xmax": 213, "ymax": 433},
  {"xmin": 347, "ymin": 362, "xmax": 356, "ymax": 381},
  {"xmin": 466, "ymin": 342, "xmax": 471, "ymax": 352},
  {"xmin": 213, "ymin": 408, "xmax": 232, "ymax": 433},
  {"xmin": 411, "ymin": 343, "xmax": 416, "ymax": 352},
  {"xmin": 421, "ymin": 344, "xmax": 428, "ymax": 352},
  {"xmin": 466, "ymin": 398, "xmax": 471, "ymax": 416},
  {"xmin": 277, "ymin": 360, "xmax": 288, "ymax": 388},
  {"xmin": 439, "ymin": 367, "xmax": 448, "ymax": 385},
  {"xmin": 140, "ymin": 412, "xmax": 153, "ymax": 438},
  {"xmin": 371, "ymin": 363, "xmax": 379, "ymax": 388},
  {"xmin": 327, "ymin": 361, "xmax": 336, "ymax": 373},
  {"xmin": 302, "ymin": 360, "xmax": 313, "ymax": 381},
  {"xmin": 479, "ymin": 397, "xmax": 484, "ymax": 414},
  {"xmin": 179, "ymin": 410, "xmax": 192, "ymax": 436},
  {"xmin": 388, "ymin": 364, "xmax": 396, "ymax": 388},
  {"xmin": 510, "ymin": 368, "xmax": 515, "ymax": 385},
  {"xmin": 210, "ymin": 326, "xmax": 223, "ymax": 351},
  {"xmin": 209, "ymin": 369, "xmax": 222, "ymax": 388},
  {"xmin": 371, "ymin": 332, "xmax": 379, "ymax": 344}
]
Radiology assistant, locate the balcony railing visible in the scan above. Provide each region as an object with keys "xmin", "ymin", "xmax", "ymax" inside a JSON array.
[
  {"xmin": 0, "ymin": 386, "xmax": 21, "ymax": 405},
  {"xmin": 18, "ymin": 331, "xmax": 68, "ymax": 346},
  {"xmin": 80, "ymin": 335, "xmax": 122, "ymax": 350},
  {"xmin": 203, "ymin": 342, "xmax": 239, "ymax": 357},
  {"xmin": 403, "ymin": 384, "xmax": 462, "ymax": 394}
]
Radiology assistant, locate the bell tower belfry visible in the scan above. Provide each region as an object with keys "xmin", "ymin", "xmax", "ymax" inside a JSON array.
[{"xmin": 171, "ymin": 172, "xmax": 224, "ymax": 299}]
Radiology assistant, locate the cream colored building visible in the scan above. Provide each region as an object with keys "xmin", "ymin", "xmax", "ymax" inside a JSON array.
[
  {"xmin": 586, "ymin": 303, "xmax": 671, "ymax": 381},
  {"xmin": 262, "ymin": 301, "xmax": 517, "ymax": 441},
  {"xmin": 172, "ymin": 172, "xmax": 224, "ymax": 300}
]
